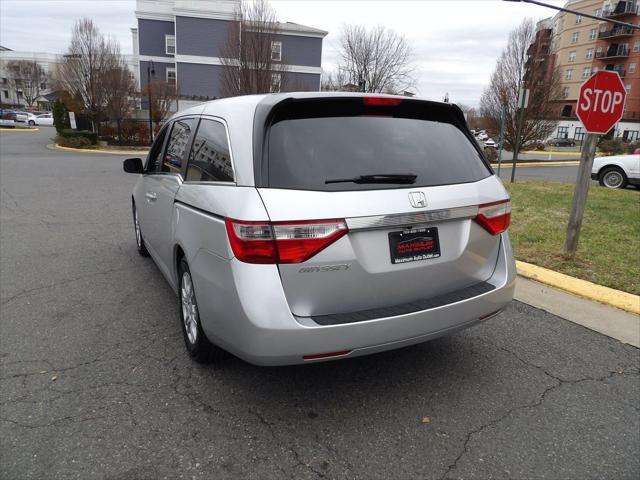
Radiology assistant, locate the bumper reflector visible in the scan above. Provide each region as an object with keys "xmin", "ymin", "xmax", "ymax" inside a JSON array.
[{"xmin": 302, "ymin": 350, "xmax": 352, "ymax": 361}]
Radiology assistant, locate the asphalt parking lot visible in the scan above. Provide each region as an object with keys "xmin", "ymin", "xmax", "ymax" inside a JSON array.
[{"xmin": 1, "ymin": 128, "xmax": 639, "ymax": 479}]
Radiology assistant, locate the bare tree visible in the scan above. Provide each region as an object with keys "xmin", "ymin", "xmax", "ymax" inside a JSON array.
[
  {"xmin": 57, "ymin": 18, "xmax": 122, "ymax": 130},
  {"xmin": 141, "ymin": 79, "xmax": 178, "ymax": 129},
  {"xmin": 479, "ymin": 19, "xmax": 560, "ymax": 152},
  {"xmin": 6, "ymin": 60, "xmax": 44, "ymax": 107},
  {"xmin": 321, "ymin": 68, "xmax": 350, "ymax": 92},
  {"xmin": 103, "ymin": 65, "xmax": 136, "ymax": 139},
  {"xmin": 219, "ymin": 0, "xmax": 289, "ymax": 97},
  {"xmin": 336, "ymin": 25, "xmax": 415, "ymax": 94}
]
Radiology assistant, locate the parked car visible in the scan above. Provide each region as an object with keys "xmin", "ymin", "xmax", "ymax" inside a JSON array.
[
  {"xmin": 591, "ymin": 153, "xmax": 640, "ymax": 189},
  {"xmin": 547, "ymin": 138, "xmax": 575, "ymax": 147},
  {"xmin": 123, "ymin": 93, "xmax": 516, "ymax": 366},
  {"xmin": 15, "ymin": 111, "xmax": 36, "ymax": 123},
  {"xmin": 476, "ymin": 132, "xmax": 488, "ymax": 141},
  {"xmin": 0, "ymin": 109, "xmax": 17, "ymax": 128},
  {"xmin": 35, "ymin": 113, "xmax": 54, "ymax": 126},
  {"xmin": 483, "ymin": 139, "xmax": 498, "ymax": 148}
]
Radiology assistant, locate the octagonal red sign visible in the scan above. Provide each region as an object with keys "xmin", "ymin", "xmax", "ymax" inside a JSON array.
[{"xmin": 576, "ymin": 71, "xmax": 627, "ymax": 135}]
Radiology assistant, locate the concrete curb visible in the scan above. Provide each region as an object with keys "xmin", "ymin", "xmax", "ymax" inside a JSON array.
[
  {"xmin": 491, "ymin": 161, "xmax": 579, "ymax": 167},
  {"xmin": 516, "ymin": 260, "xmax": 640, "ymax": 315},
  {"xmin": 49, "ymin": 144, "xmax": 149, "ymax": 156},
  {"xmin": 0, "ymin": 127, "xmax": 39, "ymax": 132},
  {"xmin": 521, "ymin": 150, "xmax": 606, "ymax": 156}
]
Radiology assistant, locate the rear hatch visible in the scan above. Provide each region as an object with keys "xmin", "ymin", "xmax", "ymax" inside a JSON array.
[{"xmin": 238, "ymin": 96, "xmax": 509, "ymax": 317}]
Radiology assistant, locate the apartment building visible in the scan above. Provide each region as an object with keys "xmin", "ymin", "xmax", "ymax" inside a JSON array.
[
  {"xmin": 548, "ymin": 0, "xmax": 639, "ymax": 142},
  {"xmin": 134, "ymin": 0, "xmax": 327, "ymax": 106}
]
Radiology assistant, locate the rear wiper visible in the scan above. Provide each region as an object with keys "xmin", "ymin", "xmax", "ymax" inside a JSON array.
[{"xmin": 325, "ymin": 174, "xmax": 417, "ymax": 185}]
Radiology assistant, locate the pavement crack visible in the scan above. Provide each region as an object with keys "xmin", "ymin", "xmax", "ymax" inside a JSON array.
[
  {"xmin": 0, "ymin": 266, "xmax": 137, "ymax": 307},
  {"xmin": 440, "ymin": 348, "xmax": 634, "ymax": 479}
]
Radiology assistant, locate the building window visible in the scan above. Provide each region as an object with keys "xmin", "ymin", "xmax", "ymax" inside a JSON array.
[
  {"xmin": 629, "ymin": 63, "xmax": 636, "ymax": 74},
  {"xmin": 40, "ymin": 82, "xmax": 47, "ymax": 90},
  {"xmin": 166, "ymin": 67, "xmax": 176, "ymax": 86},
  {"xmin": 625, "ymin": 84, "xmax": 631, "ymax": 94},
  {"xmin": 558, "ymin": 125, "xmax": 570, "ymax": 136},
  {"xmin": 571, "ymin": 32, "xmax": 579, "ymax": 43},
  {"xmin": 271, "ymin": 41, "xmax": 282, "ymax": 61},
  {"xmin": 574, "ymin": 127, "xmax": 585, "ymax": 141},
  {"xmin": 565, "ymin": 68, "xmax": 573, "ymax": 80},
  {"xmin": 568, "ymin": 51, "xmax": 576, "ymax": 62},
  {"xmin": 575, "ymin": 14, "xmax": 582, "ymax": 23},
  {"xmin": 2, "ymin": 90, "xmax": 8, "ymax": 99},
  {"xmin": 165, "ymin": 35, "xmax": 175, "ymax": 55},
  {"xmin": 16, "ymin": 90, "xmax": 23, "ymax": 99},
  {"xmin": 270, "ymin": 73, "xmax": 281, "ymax": 93},
  {"xmin": 582, "ymin": 67, "xmax": 591, "ymax": 78},
  {"xmin": 1, "ymin": 77, "xmax": 6, "ymax": 85},
  {"xmin": 633, "ymin": 41, "xmax": 640, "ymax": 53},
  {"xmin": 586, "ymin": 48, "xmax": 594, "ymax": 59},
  {"xmin": 589, "ymin": 28, "xmax": 597, "ymax": 40},
  {"xmin": 562, "ymin": 87, "xmax": 570, "ymax": 98},
  {"xmin": 594, "ymin": 8, "xmax": 601, "ymax": 17}
]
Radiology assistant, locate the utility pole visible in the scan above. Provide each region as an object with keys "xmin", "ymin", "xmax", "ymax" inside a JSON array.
[
  {"xmin": 497, "ymin": 106, "xmax": 506, "ymax": 176},
  {"xmin": 510, "ymin": 87, "xmax": 528, "ymax": 183},
  {"xmin": 147, "ymin": 60, "xmax": 155, "ymax": 145}
]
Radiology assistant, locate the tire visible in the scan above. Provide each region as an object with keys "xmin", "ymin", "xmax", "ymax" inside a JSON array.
[
  {"xmin": 599, "ymin": 166, "xmax": 628, "ymax": 189},
  {"xmin": 28, "ymin": 120, "xmax": 35, "ymax": 126},
  {"xmin": 178, "ymin": 259, "xmax": 221, "ymax": 363},
  {"xmin": 132, "ymin": 202, "xmax": 150, "ymax": 256}
]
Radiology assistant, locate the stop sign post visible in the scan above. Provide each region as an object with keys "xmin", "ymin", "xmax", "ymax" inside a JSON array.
[{"xmin": 565, "ymin": 71, "xmax": 627, "ymax": 254}]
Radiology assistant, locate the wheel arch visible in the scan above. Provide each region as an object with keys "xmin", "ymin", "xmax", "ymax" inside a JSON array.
[{"xmin": 598, "ymin": 162, "xmax": 627, "ymax": 177}]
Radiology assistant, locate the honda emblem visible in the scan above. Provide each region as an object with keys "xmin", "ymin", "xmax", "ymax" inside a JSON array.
[{"xmin": 408, "ymin": 191, "xmax": 427, "ymax": 208}]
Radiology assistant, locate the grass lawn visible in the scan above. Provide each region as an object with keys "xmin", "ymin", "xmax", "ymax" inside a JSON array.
[{"xmin": 503, "ymin": 180, "xmax": 640, "ymax": 295}]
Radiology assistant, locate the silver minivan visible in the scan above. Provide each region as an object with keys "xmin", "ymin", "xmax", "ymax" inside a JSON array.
[{"xmin": 123, "ymin": 93, "xmax": 516, "ymax": 365}]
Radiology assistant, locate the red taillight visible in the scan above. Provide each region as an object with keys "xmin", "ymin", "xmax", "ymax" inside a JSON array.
[
  {"xmin": 224, "ymin": 218, "xmax": 348, "ymax": 264},
  {"xmin": 474, "ymin": 199, "xmax": 511, "ymax": 235},
  {"xmin": 363, "ymin": 97, "xmax": 403, "ymax": 107}
]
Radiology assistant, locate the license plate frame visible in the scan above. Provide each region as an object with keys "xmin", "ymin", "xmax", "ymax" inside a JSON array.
[{"xmin": 388, "ymin": 227, "xmax": 441, "ymax": 264}]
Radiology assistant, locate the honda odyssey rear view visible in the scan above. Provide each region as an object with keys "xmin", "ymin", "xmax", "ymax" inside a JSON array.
[{"xmin": 123, "ymin": 93, "xmax": 516, "ymax": 366}]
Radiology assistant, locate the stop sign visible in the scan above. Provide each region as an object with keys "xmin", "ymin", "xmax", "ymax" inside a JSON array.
[{"xmin": 576, "ymin": 71, "xmax": 627, "ymax": 134}]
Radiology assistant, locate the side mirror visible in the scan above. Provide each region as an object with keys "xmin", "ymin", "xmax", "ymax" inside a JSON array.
[{"xmin": 123, "ymin": 157, "xmax": 144, "ymax": 174}]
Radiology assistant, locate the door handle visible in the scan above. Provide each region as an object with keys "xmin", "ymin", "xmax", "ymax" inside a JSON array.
[{"xmin": 145, "ymin": 192, "xmax": 158, "ymax": 202}]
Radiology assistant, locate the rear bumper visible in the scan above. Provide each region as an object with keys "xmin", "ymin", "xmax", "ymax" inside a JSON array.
[{"xmin": 196, "ymin": 233, "xmax": 516, "ymax": 366}]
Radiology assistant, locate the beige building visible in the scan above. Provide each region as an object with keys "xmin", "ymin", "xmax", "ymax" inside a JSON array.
[{"xmin": 552, "ymin": 0, "xmax": 605, "ymax": 111}]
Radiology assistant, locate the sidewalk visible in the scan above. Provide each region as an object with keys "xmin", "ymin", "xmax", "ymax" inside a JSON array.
[{"xmin": 515, "ymin": 277, "xmax": 639, "ymax": 348}]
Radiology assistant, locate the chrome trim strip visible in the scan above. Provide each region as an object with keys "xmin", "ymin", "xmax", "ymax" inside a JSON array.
[{"xmin": 346, "ymin": 205, "xmax": 479, "ymax": 231}]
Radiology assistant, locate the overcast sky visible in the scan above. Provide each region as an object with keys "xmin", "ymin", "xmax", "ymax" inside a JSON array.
[{"xmin": 0, "ymin": 0, "xmax": 565, "ymax": 106}]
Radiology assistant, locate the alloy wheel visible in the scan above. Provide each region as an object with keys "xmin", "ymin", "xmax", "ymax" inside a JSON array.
[
  {"xmin": 134, "ymin": 208, "xmax": 142, "ymax": 248},
  {"xmin": 181, "ymin": 272, "xmax": 198, "ymax": 344}
]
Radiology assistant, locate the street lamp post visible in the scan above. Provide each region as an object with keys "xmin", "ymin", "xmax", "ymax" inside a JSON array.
[{"xmin": 147, "ymin": 60, "xmax": 155, "ymax": 144}]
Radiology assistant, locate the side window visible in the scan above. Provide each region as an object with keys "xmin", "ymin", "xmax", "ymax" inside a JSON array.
[
  {"xmin": 145, "ymin": 126, "xmax": 169, "ymax": 172},
  {"xmin": 186, "ymin": 119, "xmax": 234, "ymax": 182},
  {"xmin": 163, "ymin": 118, "xmax": 196, "ymax": 175}
]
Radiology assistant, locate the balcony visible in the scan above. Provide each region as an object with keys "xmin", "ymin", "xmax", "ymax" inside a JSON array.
[
  {"xmin": 605, "ymin": 65, "xmax": 626, "ymax": 77},
  {"xmin": 598, "ymin": 26, "xmax": 635, "ymax": 39},
  {"xmin": 603, "ymin": 1, "xmax": 639, "ymax": 17},
  {"xmin": 595, "ymin": 46, "xmax": 630, "ymax": 59}
]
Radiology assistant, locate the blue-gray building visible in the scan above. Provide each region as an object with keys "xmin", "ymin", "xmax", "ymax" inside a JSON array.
[{"xmin": 133, "ymin": 0, "xmax": 327, "ymax": 106}]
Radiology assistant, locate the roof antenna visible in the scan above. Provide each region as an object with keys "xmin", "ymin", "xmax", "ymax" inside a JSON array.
[{"xmin": 443, "ymin": 92, "xmax": 449, "ymax": 103}]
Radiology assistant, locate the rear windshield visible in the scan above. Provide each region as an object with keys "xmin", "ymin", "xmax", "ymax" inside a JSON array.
[{"xmin": 266, "ymin": 101, "xmax": 490, "ymax": 191}]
